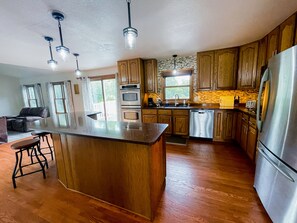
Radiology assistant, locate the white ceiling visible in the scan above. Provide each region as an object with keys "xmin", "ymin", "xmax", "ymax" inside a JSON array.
[{"xmin": 1, "ymin": 0, "xmax": 297, "ymax": 77}]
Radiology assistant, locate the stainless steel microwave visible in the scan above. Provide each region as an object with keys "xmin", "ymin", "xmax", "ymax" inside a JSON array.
[{"xmin": 120, "ymin": 84, "xmax": 141, "ymax": 106}]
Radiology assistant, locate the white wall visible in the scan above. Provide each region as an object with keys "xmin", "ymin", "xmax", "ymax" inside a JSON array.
[{"xmin": 0, "ymin": 74, "xmax": 23, "ymax": 116}]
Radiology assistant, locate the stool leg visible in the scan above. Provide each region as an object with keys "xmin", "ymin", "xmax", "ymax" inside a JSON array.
[
  {"xmin": 45, "ymin": 135, "xmax": 54, "ymax": 160},
  {"xmin": 30, "ymin": 148, "xmax": 34, "ymax": 164},
  {"xmin": 33, "ymin": 146, "xmax": 46, "ymax": 179},
  {"xmin": 19, "ymin": 149, "xmax": 23, "ymax": 176},
  {"xmin": 12, "ymin": 151, "xmax": 19, "ymax": 189},
  {"xmin": 37, "ymin": 143, "xmax": 48, "ymax": 169}
]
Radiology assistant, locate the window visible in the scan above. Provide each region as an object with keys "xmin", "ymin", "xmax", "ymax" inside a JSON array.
[
  {"xmin": 22, "ymin": 84, "xmax": 44, "ymax": 108},
  {"xmin": 53, "ymin": 82, "xmax": 67, "ymax": 114},
  {"xmin": 162, "ymin": 70, "xmax": 192, "ymax": 100},
  {"xmin": 25, "ymin": 85, "xmax": 38, "ymax": 107},
  {"xmin": 90, "ymin": 75, "xmax": 118, "ymax": 121}
]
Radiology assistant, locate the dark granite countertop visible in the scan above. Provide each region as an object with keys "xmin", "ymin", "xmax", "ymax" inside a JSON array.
[{"xmin": 29, "ymin": 112, "xmax": 168, "ymax": 145}]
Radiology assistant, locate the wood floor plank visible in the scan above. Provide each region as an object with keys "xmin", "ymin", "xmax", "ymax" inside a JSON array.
[{"xmin": 0, "ymin": 137, "xmax": 271, "ymax": 222}]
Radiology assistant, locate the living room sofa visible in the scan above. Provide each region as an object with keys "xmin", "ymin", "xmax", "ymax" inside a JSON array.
[
  {"xmin": 7, "ymin": 107, "xmax": 49, "ymax": 132},
  {"xmin": 0, "ymin": 117, "xmax": 8, "ymax": 143}
]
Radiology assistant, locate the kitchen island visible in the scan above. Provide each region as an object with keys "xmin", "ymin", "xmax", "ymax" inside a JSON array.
[{"xmin": 29, "ymin": 112, "xmax": 167, "ymax": 220}]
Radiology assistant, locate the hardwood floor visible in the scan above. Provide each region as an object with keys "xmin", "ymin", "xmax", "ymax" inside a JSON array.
[{"xmin": 0, "ymin": 137, "xmax": 271, "ymax": 223}]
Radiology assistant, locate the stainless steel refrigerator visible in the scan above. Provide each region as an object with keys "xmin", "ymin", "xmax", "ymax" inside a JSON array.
[{"xmin": 254, "ymin": 45, "xmax": 297, "ymax": 223}]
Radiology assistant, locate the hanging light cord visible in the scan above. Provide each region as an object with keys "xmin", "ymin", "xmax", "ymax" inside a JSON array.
[
  {"xmin": 48, "ymin": 41, "xmax": 54, "ymax": 60},
  {"xmin": 127, "ymin": 0, "xmax": 132, "ymax": 27},
  {"xmin": 58, "ymin": 20, "xmax": 64, "ymax": 46},
  {"xmin": 76, "ymin": 56, "xmax": 79, "ymax": 70}
]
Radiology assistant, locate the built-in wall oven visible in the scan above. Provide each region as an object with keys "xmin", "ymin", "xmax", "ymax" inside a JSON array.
[
  {"xmin": 121, "ymin": 106, "xmax": 142, "ymax": 122},
  {"xmin": 120, "ymin": 84, "xmax": 141, "ymax": 106}
]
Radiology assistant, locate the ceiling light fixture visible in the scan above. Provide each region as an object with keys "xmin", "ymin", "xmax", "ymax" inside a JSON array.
[
  {"xmin": 123, "ymin": 0, "xmax": 138, "ymax": 49},
  {"xmin": 73, "ymin": 53, "xmax": 82, "ymax": 77},
  {"xmin": 173, "ymin": 55, "xmax": 177, "ymax": 74},
  {"xmin": 52, "ymin": 11, "xmax": 70, "ymax": 60},
  {"xmin": 44, "ymin": 36, "xmax": 58, "ymax": 70}
]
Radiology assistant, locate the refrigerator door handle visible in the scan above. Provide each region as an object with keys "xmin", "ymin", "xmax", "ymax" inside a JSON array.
[
  {"xmin": 258, "ymin": 148, "xmax": 295, "ymax": 182},
  {"xmin": 257, "ymin": 68, "xmax": 269, "ymax": 131}
]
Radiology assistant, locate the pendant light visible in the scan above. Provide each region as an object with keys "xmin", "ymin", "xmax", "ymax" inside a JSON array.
[
  {"xmin": 172, "ymin": 55, "xmax": 177, "ymax": 74},
  {"xmin": 73, "ymin": 53, "xmax": 82, "ymax": 77},
  {"xmin": 44, "ymin": 36, "xmax": 58, "ymax": 70},
  {"xmin": 123, "ymin": 0, "xmax": 138, "ymax": 49},
  {"xmin": 52, "ymin": 11, "xmax": 70, "ymax": 60}
]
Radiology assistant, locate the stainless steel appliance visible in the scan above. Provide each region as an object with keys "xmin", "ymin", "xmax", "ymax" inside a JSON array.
[
  {"xmin": 189, "ymin": 109, "xmax": 214, "ymax": 139},
  {"xmin": 119, "ymin": 84, "xmax": 141, "ymax": 106},
  {"xmin": 121, "ymin": 106, "xmax": 141, "ymax": 122},
  {"xmin": 254, "ymin": 45, "xmax": 297, "ymax": 223}
]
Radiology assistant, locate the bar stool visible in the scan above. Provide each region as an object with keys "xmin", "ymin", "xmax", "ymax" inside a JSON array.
[
  {"xmin": 31, "ymin": 131, "xmax": 54, "ymax": 160},
  {"xmin": 11, "ymin": 138, "xmax": 48, "ymax": 188}
]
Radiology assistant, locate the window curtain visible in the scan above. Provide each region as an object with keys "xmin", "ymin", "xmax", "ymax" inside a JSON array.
[
  {"xmin": 46, "ymin": 82, "xmax": 56, "ymax": 117},
  {"xmin": 64, "ymin": 81, "xmax": 75, "ymax": 113},
  {"xmin": 81, "ymin": 77, "xmax": 93, "ymax": 112},
  {"xmin": 21, "ymin": 85, "xmax": 29, "ymax": 107},
  {"xmin": 34, "ymin": 83, "xmax": 44, "ymax": 107}
]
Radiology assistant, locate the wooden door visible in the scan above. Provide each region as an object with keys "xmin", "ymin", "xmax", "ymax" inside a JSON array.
[
  {"xmin": 142, "ymin": 115, "xmax": 157, "ymax": 123},
  {"xmin": 240, "ymin": 121, "xmax": 248, "ymax": 151},
  {"xmin": 144, "ymin": 59, "xmax": 157, "ymax": 93},
  {"xmin": 247, "ymin": 126, "xmax": 257, "ymax": 162},
  {"xmin": 173, "ymin": 116, "xmax": 189, "ymax": 136},
  {"xmin": 237, "ymin": 42, "xmax": 259, "ymax": 89},
  {"xmin": 278, "ymin": 14, "xmax": 296, "ymax": 52},
  {"xmin": 256, "ymin": 37, "xmax": 267, "ymax": 89},
  {"xmin": 266, "ymin": 27, "xmax": 280, "ymax": 62},
  {"xmin": 129, "ymin": 59, "xmax": 140, "ymax": 84},
  {"xmin": 214, "ymin": 48, "xmax": 238, "ymax": 90},
  {"xmin": 223, "ymin": 111, "xmax": 234, "ymax": 140},
  {"xmin": 158, "ymin": 115, "xmax": 172, "ymax": 134},
  {"xmin": 213, "ymin": 110, "xmax": 224, "ymax": 141},
  {"xmin": 235, "ymin": 112, "xmax": 242, "ymax": 144},
  {"xmin": 197, "ymin": 51, "xmax": 214, "ymax": 90},
  {"xmin": 118, "ymin": 61, "xmax": 129, "ymax": 85}
]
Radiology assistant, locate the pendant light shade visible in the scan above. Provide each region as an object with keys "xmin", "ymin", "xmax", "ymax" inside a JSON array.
[
  {"xmin": 73, "ymin": 53, "xmax": 82, "ymax": 77},
  {"xmin": 52, "ymin": 11, "xmax": 70, "ymax": 60},
  {"xmin": 44, "ymin": 36, "xmax": 58, "ymax": 70},
  {"xmin": 123, "ymin": 0, "xmax": 138, "ymax": 49},
  {"xmin": 172, "ymin": 55, "xmax": 177, "ymax": 74}
]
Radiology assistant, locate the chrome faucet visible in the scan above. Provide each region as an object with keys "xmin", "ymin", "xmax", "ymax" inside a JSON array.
[{"xmin": 174, "ymin": 94, "xmax": 179, "ymax": 107}]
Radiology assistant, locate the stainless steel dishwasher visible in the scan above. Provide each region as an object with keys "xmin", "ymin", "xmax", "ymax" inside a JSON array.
[{"xmin": 189, "ymin": 109, "xmax": 214, "ymax": 138}]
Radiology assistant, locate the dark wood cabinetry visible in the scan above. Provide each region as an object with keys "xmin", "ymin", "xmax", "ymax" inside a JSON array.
[
  {"xmin": 256, "ymin": 37, "xmax": 268, "ymax": 88},
  {"xmin": 144, "ymin": 59, "xmax": 157, "ymax": 93},
  {"xmin": 158, "ymin": 109, "xmax": 172, "ymax": 135},
  {"xmin": 235, "ymin": 112, "xmax": 242, "ymax": 144},
  {"xmin": 266, "ymin": 27, "xmax": 280, "ymax": 62},
  {"xmin": 246, "ymin": 117, "xmax": 258, "ymax": 162},
  {"xmin": 117, "ymin": 58, "xmax": 143, "ymax": 85},
  {"xmin": 142, "ymin": 109, "xmax": 157, "ymax": 123},
  {"xmin": 214, "ymin": 48, "xmax": 238, "ymax": 90},
  {"xmin": 213, "ymin": 110, "xmax": 235, "ymax": 142},
  {"xmin": 278, "ymin": 14, "xmax": 296, "ymax": 52},
  {"xmin": 237, "ymin": 42, "xmax": 259, "ymax": 89},
  {"xmin": 197, "ymin": 51, "xmax": 214, "ymax": 90},
  {"xmin": 172, "ymin": 110, "xmax": 189, "ymax": 136}
]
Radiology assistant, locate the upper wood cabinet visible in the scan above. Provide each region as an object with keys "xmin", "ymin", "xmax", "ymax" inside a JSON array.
[
  {"xmin": 256, "ymin": 37, "xmax": 267, "ymax": 89},
  {"xmin": 214, "ymin": 48, "xmax": 238, "ymax": 90},
  {"xmin": 144, "ymin": 59, "xmax": 157, "ymax": 93},
  {"xmin": 237, "ymin": 42, "xmax": 259, "ymax": 89},
  {"xmin": 278, "ymin": 14, "xmax": 296, "ymax": 53},
  {"xmin": 197, "ymin": 51, "xmax": 214, "ymax": 90},
  {"xmin": 117, "ymin": 58, "xmax": 143, "ymax": 85},
  {"xmin": 266, "ymin": 27, "xmax": 280, "ymax": 62}
]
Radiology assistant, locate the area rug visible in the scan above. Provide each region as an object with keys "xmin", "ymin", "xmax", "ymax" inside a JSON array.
[
  {"xmin": 7, "ymin": 131, "xmax": 33, "ymax": 143},
  {"xmin": 165, "ymin": 136, "xmax": 188, "ymax": 146}
]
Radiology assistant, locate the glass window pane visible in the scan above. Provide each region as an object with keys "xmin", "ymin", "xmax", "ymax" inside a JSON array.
[
  {"xmin": 90, "ymin": 81, "xmax": 104, "ymax": 112},
  {"xmin": 103, "ymin": 79, "xmax": 117, "ymax": 121},
  {"xmin": 28, "ymin": 87, "xmax": 36, "ymax": 99},
  {"xmin": 165, "ymin": 76, "xmax": 190, "ymax": 87},
  {"xmin": 29, "ymin": 100, "xmax": 37, "ymax": 108},
  {"xmin": 165, "ymin": 87, "xmax": 190, "ymax": 99},
  {"xmin": 54, "ymin": 84, "xmax": 63, "ymax": 98},
  {"xmin": 55, "ymin": 99, "xmax": 65, "ymax": 113}
]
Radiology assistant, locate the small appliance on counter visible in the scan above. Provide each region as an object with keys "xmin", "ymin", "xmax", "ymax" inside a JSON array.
[
  {"xmin": 245, "ymin": 100, "xmax": 256, "ymax": 110},
  {"xmin": 234, "ymin": 96, "xmax": 240, "ymax": 106},
  {"xmin": 148, "ymin": 98, "xmax": 156, "ymax": 107},
  {"xmin": 219, "ymin": 96, "xmax": 234, "ymax": 108}
]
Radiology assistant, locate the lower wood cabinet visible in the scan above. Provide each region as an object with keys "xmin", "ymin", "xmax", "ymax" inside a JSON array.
[
  {"xmin": 142, "ymin": 109, "xmax": 157, "ymax": 123},
  {"xmin": 158, "ymin": 111, "xmax": 172, "ymax": 134},
  {"xmin": 172, "ymin": 110, "xmax": 189, "ymax": 136},
  {"xmin": 235, "ymin": 112, "xmax": 242, "ymax": 144},
  {"xmin": 246, "ymin": 117, "xmax": 258, "ymax": 162},
  {"xmin": 213, "ymin": 110, "xmax": 235, "ymax": 142}
]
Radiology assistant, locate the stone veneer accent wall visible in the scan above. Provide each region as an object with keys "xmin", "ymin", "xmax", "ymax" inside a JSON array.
[{"xmin": 146, "ymin": 55, "xmax": 258, "ymax": 104}]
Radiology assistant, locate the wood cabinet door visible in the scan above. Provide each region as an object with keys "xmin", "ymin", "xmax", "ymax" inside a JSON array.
[
  {"xmin": 278, "ymin": 14, "xmax": 296, "ymax": 52},
  {"xmin": 223, "ymin": 111, "xmax": 235, "ymax": 140},
  {"xmin": 118, "ymin": 61, "xmax": 129, "ymax": 85},
  {"xmin": 266, "ymin": 27, "xmax": 280, "ymax": 62},
  {"xmin": 144, "ymin": 59, "xmax": 157, "ymax": 93},
  {"xmin": 235, "ymin": 112, "xmax": 242, "ymax": 144},
  {"xmin": 247, "ymin": 126, "xmax": 257, "ymax": 161},
  {"xmin": 173, "ymin": 116, "xmax": 189, "ymax": 136},
  {"xmin": 237, "ymin": 42, "xmax": 259, "ymax": 89},
  {"xmin": 197, "ymin": 51, "xmax": 214, "ymax": 90},
  {"xmin": 240, "ymin": 121, "xmax": 248, "ymax": 151},
  {"xmin": 129, "ymin": 59, "xmax": 141, "ymax": 84},
  {"xmin": 214, "ymin": 48, "xmax": 238, "ymax": 90},
  {"xmin": 256, "ymin": 37, "xmax": 268, "ymax": 89},
  {"xmin": 158, "ymin": 115, "xmax": 172, "ymax": 134},
  {"xmin": 142, "ymin": 115, "xmax": 157, "ymax": 123},
  {"xmin": 213, "ymin": 110, "xmax": 224, "ymax": 141}
]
